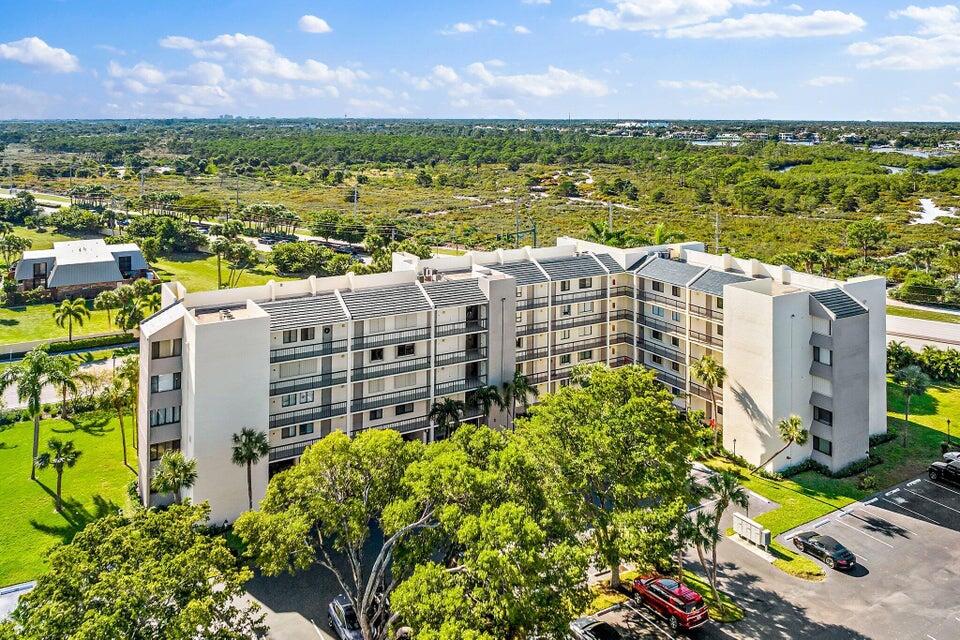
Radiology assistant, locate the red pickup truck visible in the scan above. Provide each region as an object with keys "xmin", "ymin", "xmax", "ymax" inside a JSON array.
[{"xmin": 632, "ymin": 576, "xmax": 709, "ymax": 631}]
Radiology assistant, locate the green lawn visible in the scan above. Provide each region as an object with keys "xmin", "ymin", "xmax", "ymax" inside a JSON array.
[
  {"xmin": 0, "ymin": 411, "xmax": 136, "ymax": 586},
  {"xmin": 153, "ymin": 252, "xmax": 295, "ymax": 292},
  {"xmin": 0, "ymin": 300, "xmax": 116, "ymax": 345},
  {"xmin": 886, "ymin": 305, "xmax": 960, "ymax": 325}
]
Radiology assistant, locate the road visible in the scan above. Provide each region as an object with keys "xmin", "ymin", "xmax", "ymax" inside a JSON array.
[
  {"xmin": 887, "ymin": 313, "xmax": 960, "ymax": 349},
  {"xmin": 1, "ymin": 356, "xmax": 122, "ymax": 409}
]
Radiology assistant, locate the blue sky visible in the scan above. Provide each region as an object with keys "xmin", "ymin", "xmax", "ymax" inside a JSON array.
[{"xmin": 0, "ymin": 1, "xmax": 957, "ymax": 120}]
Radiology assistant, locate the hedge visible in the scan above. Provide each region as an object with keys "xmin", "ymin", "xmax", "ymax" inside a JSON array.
[{"xmin": 46, "ymin": 333, "xmax": 135, "ymax": 353}]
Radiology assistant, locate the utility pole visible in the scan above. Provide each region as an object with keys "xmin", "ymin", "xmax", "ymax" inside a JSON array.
[
  {"xmin": 608, "ymin": 201, "xmax": 614, "ymax": 231},
  {"xmin": 514, "ymin": 199, "xmax": 520, "ymax": 248},
  {"xmin": 138, "ymin": 171, "xmax": 145, "ymax": 197},
  {"xmin": 353, "ymin": 185, "xmax": 358, "ymax": 217},
  {"xmin": 235, "ymin": 174, "xmax": 240, "ymax": 209}
]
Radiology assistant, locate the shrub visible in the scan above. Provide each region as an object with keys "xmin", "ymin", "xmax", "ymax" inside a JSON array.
[
  {"xmin": 46, "ymin": 332, "xmax": 134, "ymax": 354},
  {"xmin": 870, "ymin": 430, "xmax": 897, "ymax": 447},
  {"xmin": 857, "ymin": 473, "xmax": 879, "ymax": 491}
]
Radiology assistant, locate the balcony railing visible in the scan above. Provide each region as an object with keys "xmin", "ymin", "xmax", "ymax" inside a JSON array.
[
  {"xmin": 517, "ymin": 347, "xmax": 549, "ymax": 362},
  {"xmin": 637, "ymin": 339, "xmax": 685, "ymax": 364},
  {"xmin": 689, "ymin": 330, "xmax": 723, "ymax": 349},
  {"xmin": 435, "ymin": 375, "xmax": 488, "ymax": 396},
  {"xmin": 553, "ymin": 337, "xmax": 607, "ymax": 356},
  {"xmin": 609, "ymin": 332, "xmax": 634, "ymax": 347},
  {"xmin": 638, "ymin": 290, "xmax": 687, "ymax": 311},
  {"xmin": 526, "ymin": 371, "xmax": 550, "ymax": 385},
  {"xmin": 652, "ymin": 370, "xmax": 685, "ymax": 391},
  {"xmin": 553, "ymin": 289, "xmax": 606, "ymax": 306},
  {"xmin": 552, "ymin": 366, "xmax": 575, "ymax": 380},
  {"xmin": 355, "ymin": 415, "xmax": 431, "ymax": 435},
  {"xmin": 270, "ymin": 339, "xmax": 348, "ymax": 363},
  {"xmin": 352, "ymin": 327, "xmax": 431, "ymax": 350},
  {"xmin": 609, "ymin": 285, "xmax": 635, "ymax": 298},
  {"xmin": 269, "ymin": 436, "xmax": 322, "ymax": 462},
  {"xmin": 435, "ymin": 318, "xmax": 488, "ymax": 337},
  {"xmin": 689, "ymin": 381, "xmax": 715, "ymax": 401},
  {"xmin": 689, "ymin": 303, "xmax": 723, "ymax": 322},
  {"xmin": 352, "ymin": 356, "xmax": 430, "ymax": 381},
  {"xmin": 552, "ymin": 312, "xmax": 606, "ymax": 331},
  {"xmin": 269, "ymin": 402, "xmax": 347, "ymax": 428},
  {"xmin": 637, "ymin": 315, "xmax": 685, "ymax": 336},
  {"xmin": 517, "ymin": 322, "xmax": 549, "ymax": 337},
  {"xmin": 517, "ymin": 296, "xmax": 549, "ymax": 311},
  {"xmin": 351, "ymin": 386, "xmax": 430, "ymax": 412},
  {"xmin": 269, "ymin": 371, "xmax": 347, "ymax": 396},
  {"xmin": 609, "ymin": 309, "xmax": 635, "ymax": 322},
  {"xmin": 609, "ymin": 355, "xmax": 635, "ymax": 367},
  {"xmin": 436, "ymin": 348, "xmax": 487, "ymax": 367}
]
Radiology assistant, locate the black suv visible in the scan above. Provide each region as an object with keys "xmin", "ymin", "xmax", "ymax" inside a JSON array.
[
  {"xmin": 929, "ymin": 459, "xmax": 960, "ymax": 485},
  {"xmin": 792, "ymin": 532, "xmax": 856, "ymax": 570}
]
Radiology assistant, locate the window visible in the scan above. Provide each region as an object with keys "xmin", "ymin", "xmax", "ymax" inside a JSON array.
[
  {"xmin": 671, "ymin": 311, "xmax": 681, "ymax": 322},
  {"xmin": 282, "ymin": 329, "xmax": 298, "ymax": 344},
  {"xmin": 578, "ymin": 301, "xmax": 594, "ymax": 313},
  {"xmin": 813, "ymin": 436, "xmax": 833, "ymax": 456},
  {"xmin": 395, "ymin": 313, "xmax": 417, "ymax": 329},
  {"xmin": 396, "ymin": 343, "xmax": 415, "ymax": 357},
  {"xmin": 717, "ymin": 325, "xmax": 723, "ymax": 336},
  {"xmin": 652, "ymin": 281, "xmax": 664, "ymax": 293},
  {"xmin": 280, "ymin": 359, "xmax": 316, "ymax": 378},
  {"xmin": 814, "ymin": 406, "xmax": 833, "ymax": 426},
  {"xmin": 651, "ymin": 330, "xmax": 663, "ymax": 341},
  {"xmin": 149, "ymin": 440, "xmax": 180, "ymax": 462},
  {"xmin": 150, "ymin": 373, "xmax": 180, "ymax": 394},
  {"xmin": 299, "ymin": 391, "xmax": 315, "ymax": 404},
  {"xmin": 151, "ymin": 339, "xmax": 182, "ymax": 359},
  {"xmin": 516, "ymin": 313, "xmax": 523, "ymax": 324},
  {"xmin": 579, "ymin": 325, "xmax": 593, "ymax": 337},
  {"xmin": 813, "ymin": 346, "xmax": 832, "ymax": 366},
  {"xmin": 559, "ymin": 354, "xmax": 572, "ymax": 365},
  {"xmin": 671, "ymin": 336, "xmax": 680, "ymax": 347},
  {"xmin": 281, "ymin": 393, "xmax": 297, "ymax": 407},
  {"xmin": 149, "ymin": 405, "xmax": 180, "ymax": 427},
  {"xmin": 560, "ymin": 281, "xmax": 571, "ymax": 292},
  {"xmin": 672, "ymin": 285, "xmax": 681, "ymax": 297},
  {"xmin": 368, "ymin": 379, "xmax": 386, "ymax": 393},
  {"xmin": 671, "ymin": 362, "xmax": 680, "ymax": 372},
  {"xmin": 579, "ymin": 277, "xmax": 592, "ymax": 289},
  {"xmin": 395, "ymin": 403, "xmax": 414, "ymax": 416},
  {"xmin": 301, "ymin": 327, "xmax": 316, "ymax": 341},
  {"xmin": 370, "ymin": 348, "xmax": 385, "ymax": 362},
  {"xmin": 118, "ymin": 255, "xmax": 132, "ymax": 273},
  {"xmin": 298, "ymin": 423, "xmax": 315, "ymax": 436},
  {"xmin": 578, "ymin": 350, "xmax": 593, "ymax": 361},
  {"xmin": 652, "ymin": 306, "xmax": 665, "ymax": 317},
  {"xmin": 395, "ymin": 373, "xmax": 417, "ymax": 388},
  {"xmin": 561, "ymin": 304, "xmax": 572, "ymax": 317},
  {"xmin": 516, "ymin": 289, "xmax": 522, "ymax": 298},
  {"xmin": 280, "ymin": 426, "xmax": 296, "ymax": 439},
  {"xmin": 652, "ymin": 355, "xmax": 664, "ymax": 365},
  {"xmin": 716, "ymin": 297, "xmax": 724, "ymax": 310},
  {"xmin": 516, "ymin": 337, "xmax": 523, "ymax": 348},
  {"xmin": 561, "ymin": 329, "xmax": 571, "ymax": 340},
  {"xmin": 369, "ymin": 409, "xmax": 383, "ymax": 420},
  {"xmin": 368, "ymin": 317, "xmax": 386, "ymax": 333}
]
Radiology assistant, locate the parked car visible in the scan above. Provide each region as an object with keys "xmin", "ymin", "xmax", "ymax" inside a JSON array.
[
  {"xmin": 632, "ymin": 575, "xmax": 709, "ymax": 631},
  {"xmin": 943, "ymin": 451, "xmax": 960, "ymax": 462},
  {"xmin": 327, "ymin": 594, "xmax": 362, "ymax": 640},
  {"xmin": 792, "ymin": 532, "xmax": 856, "ymax": 570},
  {"xmin": 929, "ymin": 459, "xmax": 960, "ymax": 485},
  {"xmin": 569, "ymin": 617, "xmax": 623, "ymax": 639}
]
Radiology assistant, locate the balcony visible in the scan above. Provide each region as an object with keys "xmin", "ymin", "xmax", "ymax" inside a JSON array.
[
  {"xmin": 352, "ymin": 327, "xmax": 430, "ymax": 350},
  {"xmin": 270, "ymin": 339, "xmax": 348, "ymax": 363},
  {"xmin": 638, "ymin": 290, "xmax": 686, "ymax": 311},
  {"xmin": 435, "ymin": 375, "xmax": 488, "ymax": 396},
  {"xmin": 436, "ymin": 348, "xmax": 487, "ymax": 367},
  {"xmin": 689, "ymin": 381, "xmax": 715, "ymax": 401},
  {"xmin": 553, "ymin": 289, "xmax": 606, "ymax": 306},
  {"xmin": 526, "ymin": 371, "xmax": 550, "ymax": 385},
  {"xmin": 517, "ymin": 347, "xmax": 549, "ymax": 362},
  {"xmin": 609, "ymin": 332, "xmax": 634, "ymax": 347},
  {"xmin": 355, "ymin": 414, "xmax": 431, "ymax": 435},
  {"xmin": 517, "ymin": 296, "xmax": 549, "ymax": 311},
  {"xmin": 351, "ymin": 386, "xmax": 430, "ymax": 412},
  {"xmin": 689, "ymin": 329, "xmax": 723, "ymax": 349},
  {"xmin": 637, "ymin": 339, "xmax": 684, "ymax": 364},
  {"xmin": 517, "ymin": 321, "xmax": 549, "ymax": 337},
  {"xmin": 609, "ymin": 355, "xmax": 635, "ymax": 367},
  {"xmin": 269, "ymin": 436, "xmax": 322, "ymax": 462},
  {"xmin": 652, "ymin": 369, "xmax": 685, "ymax": 391},
  {"xmin": 689, "ymin": 303, "xmax": 723, "ymax": 322},
  {"xmin": 609, "ymin": 308, "xmax": 635, "ymax": 322},
  {"xmin": 553, "ymin": 337, "xmax": 607, "ymax": 356},
  {"xmin": 435, "ymin": 318, "xmax": 488, "ymax": 337},
  {"xmin": 269, "ymin": 402, "xmax": 347, "ymax": 428},
  {"xmin": 552, "ymin": 366, "xmax": 574, "ymax": 380},
  {"xmin": 609, "ymin": 285, "xmax": 635, "ymax": 298},
  {"xmin": 637, "ymin": 315, "xmax": 685, "ymax": 336},
  {"xmin": 352, "ymin": 356, "xmax": 430, "ymax": 381},
  {"xmin": 270, "ymin": 371, "xmax": 347, "ymax": 396},
  {"xmin": 552, "ymin": 312, "xmax": 606, "ymax": 331}
]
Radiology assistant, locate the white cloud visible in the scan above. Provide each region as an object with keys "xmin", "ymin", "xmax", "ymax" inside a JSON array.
[
  {"xmin": 786, "ymin": 3, "xmax": 803, "ymax": 11},
  {"xmin": 806, "ymin": 74, "xmax": 851, "ymax": 86},
  {"xmin": 515, "ymin": 25, "xmax": 532, "ymax": 34},
  {"xmin": 659, "ymin": 79, "xmax": 777, "ymax": 100},
  {"xmin": 573, "ymin": 0, "xmax": 769, "ymax": 32},
  {"xmin": 666, "ymin": 10, "xmax": 865, "ymax": 38},
  {"xmin": 462, "ymin": 62, "xmax": 609, "ymax": 99},
  {"xmin": 522, "ymin": 0, "xmax": 551, "ymax": 4},
  {"xmin": 440, "ymin": 18, "xmax": 505, "ymax": 35},
  {"xmin": 298, "ymin": 15, "xmax": 333, "ymax": 34},
  {"xmin": 95, "ymin": 44, "xmax": 128, "ymax": 56},
  {"xmin": 849, "ymin": 5, "xmax": 960, "ymax": 70},
  {"xmin": 0, "ymin": 83, "xmax": 57, "ymax": 118},
  {"xmin": 0, "ymin": 37, "xmax": 79, "ymax": 72},
  {"xmin": 431, "ymin": 64, "xmax": 460, "ymax": 84}
]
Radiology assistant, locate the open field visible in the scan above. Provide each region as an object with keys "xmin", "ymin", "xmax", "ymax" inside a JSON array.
[
  {"xmin": 0, "ymin": 300, "xmax": 115, "ymax": 345},
  {"xmin": 153, "ymin": 252, "xmax": 295, "ymax": 292},
  {"xmin": 0, "ymin": 412, "xmax": 136, "ymax": 586}
]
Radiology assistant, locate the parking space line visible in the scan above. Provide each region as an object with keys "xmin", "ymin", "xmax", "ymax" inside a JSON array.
[
  {"xmin": 905, "ymin": 489, "xmax": 960, "ymax": 516},
  {"xmin": 880, "ymin": 497, "xmax": 941, "ymax": 526},
  {"xmin": 925, "ymin": 479, "xmax": 960, "ymax": 498},
  {"xmin": 863, "ymin": 498, "xmax": 878, "ymax": 506},
  {"xmin": 833, "ymin": 517, "xmax": 894, "ymax": 548},
  {"xmin": 849, "ymin": 508, "xmax": 917, "ymax": 537},
  {"xmin": 622, "ymin": 600, "xmax": 675, "ymax": 640},
  {"xmin": 886, "ymin": 488, "xmax": 900, "ymax": 496},
  {"xmin": 813, "ymin": 519, "xmax": 830, "ymax": 528},
  {"xmin": 907, "ymin": 479, "xmax": 922, "ymax": 487}
]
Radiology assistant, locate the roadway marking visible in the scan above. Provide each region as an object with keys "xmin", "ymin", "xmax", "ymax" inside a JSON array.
[
  {"xmin": 925, "ymin": 479, "xmax": 960, "ymax": 498},
  {"xmin": 881, "ymin": 497, "xmax": 941, "ymax": 526},
  {"xmin": 905, "ymin": 489, "xmax": 960, "ymax": 516},
  {"xmin": 813, "ymin": 519, "xmax": 830, "ymax": 529},
  {"xmin": 907, "ymin": 479, "xmax": 922, "ymax": 487},
  {"xmin": 833, "ymin": 517, "xmax": 894, "ymax": 548},
  {"xmin": 886, "ymin": 488, "xmax": 901, "ymax": 497},
  {"xmin": 863, "ymin": 498, "xmax": 878, "ymax": 506},
  {"xmin": 622, "ymin": 600, "xmax": 675, "ymax": 640}
]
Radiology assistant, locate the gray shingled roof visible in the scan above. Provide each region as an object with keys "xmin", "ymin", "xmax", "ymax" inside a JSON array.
[
  {"xmin": 811, "ymin": 288, "xmax": 867, "ymax": 319},
  {"xmin": 537, "ymin": 255, "xmax": 608, "ymax": 281},
  {"xmin": 634, "ymin": 257, "xmax": 705, "ymax": 286},
  {"xmin": 340, "ymin": 283, "xmax": 431, "ymax": 319},
  {"xmin": 421, "ymin": 279, "xmax": 488, "ymax": 308},
  {"xmin": 260, "ymin": 294, "xmax": 348, "ymax": 330},
  {"xmin": 488, "ymin": 260, "xmax": 547, "ymax": 286},
  {"xmin": 689, "ymin": 269, "xmax": 752, "ymax": 296},
  {"xmin": 593, "ymin": 253, "xmax": 625, "ymax": 274}
]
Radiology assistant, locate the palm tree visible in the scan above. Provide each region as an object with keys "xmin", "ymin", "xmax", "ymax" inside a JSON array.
[
  {"xmin": 817, "ymin": 251, "xmax": 841, "ymax": 277},
  {"xmin": 35, "ymin": 438, "xmax": 82, "ymax": 512},
  {"xmin": 0, "ymin": 347, "xmax": 77, "ymax": 480},
  {"xmin": 636, "ymin": 222, "xmax": 686, "ymax": 246},
  {"xmin": 585, "ymin": 221, "xmax": 627, "ymax": 247},
  {"xmin": 117, "ymin": 357, "xmax": 140, "ymax": 448},
  {"xmin": 894, "ymin": 365, "xmax": 930, "ymax": 447},
  {"xmin": 691, "ymin": 355, "xmax": 726, "ymax": 448},
  {"xmin": 99, "ymin": 375, "xmax": 133, "ymax": 468},
  {"xmin": 471, "ymin": 385, "xmax": 505, "ymax": 421},
  {"xmin": 150, "ymin": 451, "xmax": 198, "ymax": 504},
  {"xmin": 752, "ymin": 415, "xmax": 808, "ymax": 474},
  {"xmin": 704, "ymin": 472, "xmax": 748, "ymax": 613},
  {"xmin": 231, "ymin": 428, "xmax": 269, "ymax": 510},
  {"xmin": 94, "ymin": 290, "xmax": 119, "ymax": 327},
  {"xmin": 429, "ymin": 397, "xmax": 465, "ymax": 440},
  {"xmin": 140, "ymin": 292, "xmax": 161, "ymax": 315},
  {"xmin": 52, "ymin": 298, "xmax": 91, "ymax": 343},
  {"xmin": 689, "ymin": 510, "xmax": 723, "ymax": 612},
  {"xmin": 52, "ymin": 356, "xmax": 92, "ymax": 419},
  {"xmin": 502, "ymin": 370, "xmax": 539, "ymax": 427}
]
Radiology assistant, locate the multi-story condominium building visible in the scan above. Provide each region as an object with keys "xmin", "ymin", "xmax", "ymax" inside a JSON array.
[{"xmin": 137, "ymin": 238, "xmax": 886, "ymax": 522}]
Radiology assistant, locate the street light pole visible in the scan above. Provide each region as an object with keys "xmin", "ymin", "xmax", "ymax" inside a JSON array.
[{"xmin": 948, "ymin": 418, "xmax": 952, "ymax": 448}]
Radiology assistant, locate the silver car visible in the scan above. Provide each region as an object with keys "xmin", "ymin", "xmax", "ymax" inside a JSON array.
[
  {"xmin": 569, "ymin": 617, "xmax": 623, "ymax": 640},
  {"xmin": 328, "ymin": 594, "xmax": 362, "ymax": 640}
]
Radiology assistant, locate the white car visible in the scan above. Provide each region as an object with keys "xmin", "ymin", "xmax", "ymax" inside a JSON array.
[{"xmin": 944, "ymin": 451, "xmax": 960, "ymax": 462}]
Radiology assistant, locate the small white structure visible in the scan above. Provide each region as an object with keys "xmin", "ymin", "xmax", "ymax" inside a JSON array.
[
  {"xmin": 13, "ymin": 239, "xmax": 148, "ymax": 299},
  {"xmin": 733, "ymin": 513, "xmax": 771, "ymax": 550}
]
